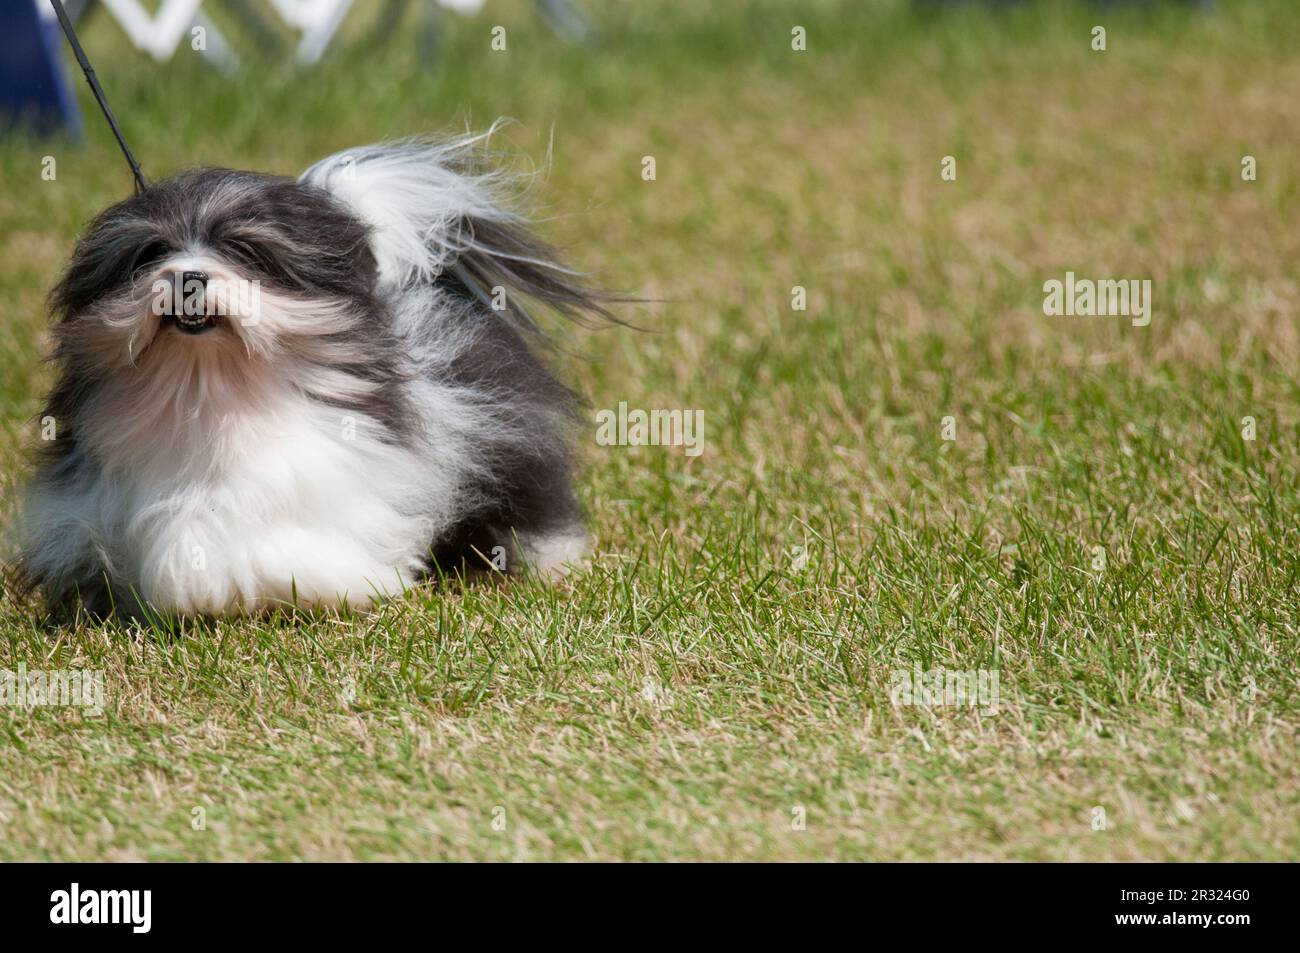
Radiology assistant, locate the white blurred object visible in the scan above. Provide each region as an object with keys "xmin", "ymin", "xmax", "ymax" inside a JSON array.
[
  {"xmin": 97, "ymin": 0, "xmax": 203, "ymax": 59},
  {"xmin": 437, "ymin": 0, "xmax": 485, "ymax": 13},
  {"xmin": 95, "ymin": 0, "xmax": 239, "ymax": 70},
  {"xmin": 265, "ymin": 0, "xmax": 352, "ymax": 64},
  {"xmin": 267, "ymin": 0, "xmax": 484, "ymax": 64},
  {"xmin": 87, "ymin": 0, "xmax": 580, "ymax": 71}
]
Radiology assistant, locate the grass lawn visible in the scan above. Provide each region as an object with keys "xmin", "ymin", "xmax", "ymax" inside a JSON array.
[{"xmin": 1, "ymin": 0, "xmax": 1297, "ymax": 861}]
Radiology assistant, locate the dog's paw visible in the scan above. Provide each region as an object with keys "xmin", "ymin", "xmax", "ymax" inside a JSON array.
[{"xmin": 519, "ymin": 531, "xmax": 589, "ymax": 579}]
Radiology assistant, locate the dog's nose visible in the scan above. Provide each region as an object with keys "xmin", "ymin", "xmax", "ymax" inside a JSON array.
[{"xmin": 182, "ymin": 271, "xmax": 209, "ymax": 296}]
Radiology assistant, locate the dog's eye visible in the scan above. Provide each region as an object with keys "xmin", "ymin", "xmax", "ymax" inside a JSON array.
[
  {"xmin": 221, "ymin": 238, "xmax": 269, "ymax": 270},
  {"xmin": 219, "ymin": 237, "xmax": 297, "ymax": 287},
  {"xmin": 128, "ymin": 241, "xmax": 170, "ymax": 276}
]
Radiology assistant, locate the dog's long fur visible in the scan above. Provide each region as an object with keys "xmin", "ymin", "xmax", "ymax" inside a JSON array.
[{"xmin": 16, "ymin": 132, "xmax": 605, "ymax": 616}]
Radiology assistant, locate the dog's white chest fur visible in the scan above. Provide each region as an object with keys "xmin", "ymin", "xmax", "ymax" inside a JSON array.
[
  {"xmin": 135, "ymin": 408, "xmax": 430, "ymax": 613},
  {"xmin": 29, "ymin": 385, "xmax": 435, "ymax": 614}
]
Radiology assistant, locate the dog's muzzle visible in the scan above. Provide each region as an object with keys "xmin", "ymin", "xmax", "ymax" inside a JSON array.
[{"xmin": 165, "ymin": 271, "xmax": 221, "ymax": 335}]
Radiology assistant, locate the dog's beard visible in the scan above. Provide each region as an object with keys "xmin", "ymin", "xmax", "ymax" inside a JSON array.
[{"xmin": 63, "ymin": 254, "xmax": 372, "ymax": 478}]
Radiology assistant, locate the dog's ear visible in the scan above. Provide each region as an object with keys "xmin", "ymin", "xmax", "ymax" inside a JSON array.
[{"xmin": 442, "ymin": 215, "xmax": 616, "ymax": 332}]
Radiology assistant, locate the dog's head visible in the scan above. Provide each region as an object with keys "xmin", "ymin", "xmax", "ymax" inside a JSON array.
[
  {"xmin": 51, "ymin": 169, "xmax": 380, "ymax": 372},
  {"xmin": 42, "ymin": 169, "xmax": 407, "ymax": 473}
]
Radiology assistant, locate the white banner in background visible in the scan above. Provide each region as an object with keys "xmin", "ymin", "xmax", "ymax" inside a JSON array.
[
  {"xmin": 97, "ymin": 0, "xmax": 204, "ymax": 60},
  {"xmin": 93, "ymin": 0, "xmax": 489, "ymax": 65}
]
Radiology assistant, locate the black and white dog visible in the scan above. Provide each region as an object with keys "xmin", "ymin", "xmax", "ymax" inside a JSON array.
[{"xmin": 16, "ymin": 132, "xmax": 608, "ymax": 616}]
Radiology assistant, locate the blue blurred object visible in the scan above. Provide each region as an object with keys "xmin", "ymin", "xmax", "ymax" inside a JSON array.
[{"xmin": 0, "ymin": 0, "xmax": 82, "ymax": 135}]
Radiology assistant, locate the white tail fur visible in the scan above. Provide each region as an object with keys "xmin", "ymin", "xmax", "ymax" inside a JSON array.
[{"xmin": 300, "ymin": 129, "xmax": 527, "ymax": 288}]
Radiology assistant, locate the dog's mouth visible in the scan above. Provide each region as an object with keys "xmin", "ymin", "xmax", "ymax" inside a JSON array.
[
  {"xmin": 159, "ymin": 270, "xmax": 221, "ymax": 335},
  {"xmin": 165, "ymin": 312, "xmax": 222, "ymax": 335}
]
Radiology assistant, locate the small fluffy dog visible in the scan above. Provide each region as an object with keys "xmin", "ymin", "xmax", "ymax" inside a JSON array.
[{"xmin": 16, "ymin": 133, "xmax": 608, "ymax": 616}]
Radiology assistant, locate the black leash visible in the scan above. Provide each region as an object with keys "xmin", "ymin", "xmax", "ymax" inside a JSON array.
[{"xmin": 48, "ymin": 0, "xmax": 149, "ymax": 193}]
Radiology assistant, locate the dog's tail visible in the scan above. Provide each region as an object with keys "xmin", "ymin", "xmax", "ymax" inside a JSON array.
[{"xmin": 300, "ymin": 127, "xmax": 616, "ymax": 329}]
